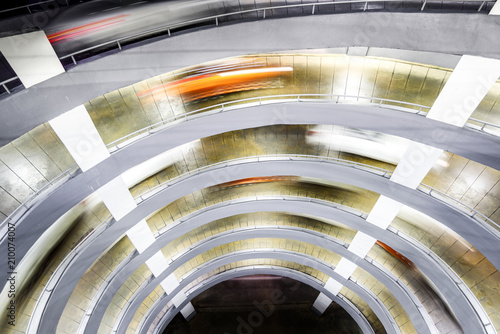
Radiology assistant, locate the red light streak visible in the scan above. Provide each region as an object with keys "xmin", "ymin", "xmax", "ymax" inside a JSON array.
[{"xmin": 47, "ymin": 14, "xmax": 129, "ymax": 44}]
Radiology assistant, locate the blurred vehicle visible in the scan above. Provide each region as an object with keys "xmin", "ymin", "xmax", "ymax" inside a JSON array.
[
  {"xmin": 45, "ymin": 0, "xmax": 223, "ymax": 54},
  {"xmin": 139, "ymin": 66, "xmax": 292, "ymax": 102},
  {"xmin": 376, "ymin": 240, "xmax": 416, "ymax": 269},
  {"xmin": 307, "ymin": 125, "xmax": 411, "ymax": 165},
  {"xmin": 137, "ymin": 57, "xmax": 293, "ymax": 103},
  {"xmin": 215, "ymin": 176, "xmax": 298, "ymax": 190}
]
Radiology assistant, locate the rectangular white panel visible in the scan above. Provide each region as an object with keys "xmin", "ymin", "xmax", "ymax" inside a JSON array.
[
  {"xmin": 171, "ymin": 292, "xmax": 187, "ymax": 307},
  {"xmin": 427, "ymin": 55, "xmax": 500, "ymax": 126},
  {"xmin": 390, "ymin": 142, "xmax": 443, "ymax": 189},
  {"xmin": 323, "ymin": 278, "xmax": 343, "ymax": 296},
  {"xmin": 160, "ymin": 273, "xmax": 180, "ymax": 294},
  {"xmin": 312, "ymin": 292, "xmax": 332, "ymax": 314},
  {"xmin": 0, "ymin": 31, "xmax": 64, "ymax": 88},
  {"xmin": 348, "ymin": 232, "xmax": 376, "ymax": 258},
  {"xmin": 335, "ymin": 258, "xmax": 358, "ymax": 279},
  {"xmin": 491, "ymin": 1, "xmax": 500, "ymax": 15},
  {"xmin": 146, "ymin": 251, "xmax": 169, "ymax": 277},
  {"xmin": 49, "ymin": 105, "xmax": 110, "ymax": 172},
  {"xmin": 126, "ymin": 220, "xmax": 155, "ymax": 253},
  {"xmin": 180, "ymin": 303, "xmax": 195, "ymax": 319},
  {"xmin": 366, "ymin": 196, "xmax": 404, "ymax": 229},
  {"xmin": 96, "ymin": 176, "xmax": 137, "ymax": 220}
]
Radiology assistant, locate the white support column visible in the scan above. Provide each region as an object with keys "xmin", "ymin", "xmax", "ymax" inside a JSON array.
[
  {"xmin": 179, "ymin": 303, "xmax": 196, "ymax": 320},
  {"xmin": 313, "ymin": 55, "xmax": 500, "ymax": 314},
  {"xmin": 95, "ymin": 176, "xmax": 137, "ymax": 220},
  {"xmin": 126, "ymin": 220, "xmax": 155, "ymax": 254},
  {"xmin": 489, "ymin": 1, "xmax": 500, "ymax": 15},
  {"xmin": 491, "ymin": 1, "xmax": 500, "ymax": 15},
  {"xmin": 426, "ymin": 55, "xmax": 500, "ymax": 126},
  {"xmin": 0, "ymin": 31, "xmax": 65, "ymax": 88},
  {"xmin": 149, "ymin": 258, "xmax": 195, "ymax": 319},
  {"xmin": 49, "ymin": 105, "xmax": 110, "ymax": 172}
]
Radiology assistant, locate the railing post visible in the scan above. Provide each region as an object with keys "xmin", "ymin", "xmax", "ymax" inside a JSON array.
[
  {"xmin": 215, "ymin": 17, "xmax": 219, "ymax": 26},
  {"xmin": 71, "ymin": 55, "xmax": 77, "ymax": 65},
  {"xmin": 263, "ymin": 9, "xmax": 266, "ymax": 19},
  {"xmin": 117, "ymin": 40, "xmax": 122, "ymax": 50},
  {"xmin": 421, "ymin": 0, "xmax": 427, "ymax": 11},
  {"xmin": 478, "ymin": 1, "xmax": 486, "ymax": 11},
  {"xmin": 3, "ymin": 83, "xmax": 10, "ymax": 95},
  {"xmin": 167, "ymin": 29, "xmax": 171, "ymax": 36},
  {"xmin": 364, "ymin": 1, "xmax": 368, "ymax": 11},
  {"xmin": 27, "ymin": 5, "xmax": 32, "ymax": 13},
  {"xmin": 312, "ymin": 4, "xmax": 315, "ymax": 14}
]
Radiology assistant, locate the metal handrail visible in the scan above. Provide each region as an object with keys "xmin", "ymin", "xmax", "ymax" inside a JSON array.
[
  {"xmin": 0, "ymin": 76, "xmax": 20, "ymax": 95},
  {"xmin": 76, "ymin": 248, "xmax": 138, "ymax": 334},
  {"xmin": 1, "ymin": 0, "xmax": 495, "ymax": 100},
  {"xmin": 133, "ymin": 153, "xmax": 498, "ymax": 232},
  {"xmin": 103, "ymin": 93, "xmax": 500, "ymax": 152},
  {"xmin": 26, "ymin": 212, "xmax": 114, "ymax": 334},
  {"xmin": 387, "ymin": 226, "xmax": 496, "ymax": 334},
  {"xmin": 0, "ymin": 0, "xmax": 68, "ymax": 14},
  {"xmin": 105, "ymin": 94, "xmax": 432, "ymax": 151},
  {"xmin": 417, "ymin": 184, "xmax": 500, "ymax": 234},
  {"xmin": 29, "ymin": 186, "xmax": 496, "ymax": 333},
  {"xmin": 4, "ymin": 93, "xmax": 498, "ymax": 250},
  {"xmin": 58, "ymin": 0, "xmax": 494, "ymax": 65},
  {"xmin": 155, "ymin": 195, "xmax": 367, "ymax": 238},
  {"xmin": 26, "ymin": 154, "xmax": 387, "ymax": 334},
  {"xmin": 133, "ymin": 154, "xmax": 393, "ymax": 204},
  {"xmin": 467, "ymin": 116, "xmax": 500, "ymax": 135},
  {"xmin": 179, "ymin": 266, "xmax": 386, "ymax": 333},
  {"xmin": 0, "ymin": 164, "xmax": 79, "ymax": 242}
]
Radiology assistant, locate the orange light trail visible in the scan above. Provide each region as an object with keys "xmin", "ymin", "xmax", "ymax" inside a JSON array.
[
  {"xmin": 376, "ymin": 240, "xmax": 416, "ymax": 269},
  {"xmin": 137, "ymin": 67, "xmax": 293, "ymax": 101}
]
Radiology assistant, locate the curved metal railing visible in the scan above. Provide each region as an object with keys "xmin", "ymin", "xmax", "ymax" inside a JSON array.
[
  {"xmin": 3, "ymin": 94, "xmax": 499, "ymax": 242},
  {"xmin": 123, "ymin": 246, "xmax": 435, "ymax": 334},
  {"xmin": 103, "ymin": 94, "xmax": 500, "ymax": 152},
  {"xmin": 161, "ymin": 264, "xmax": 397, "ymax": 334},
  {"xmin": 0, "ymin": 164, "xmax": 79, "ymax": 243},
  {"xmin": 0, "ymin": 94, "xmax": 422, "ymax": 232},
  {"xmin": 1, "ymin": 0, "xmax": 496, "ymax": 98},
  {"xmin": 0, "ymin": 0, "xmax": 68, "ymax": 15},
  {"xmin": 58, "ymin": 0, "xmax": 494, "ymax": 65},
  {"xmin": 25, "ymin": 154, "xmax": 394, "ymax": 334},
  {"xmin": 105, "ymin": 94, "xmax": 432, "ymax": 151},
  {"xmin": 28, "ymin": 182, "xmax": 496, "ymax": 334},
  {"xmin": 417, "ymin": 184, "xmax": 500, "ymax": 234},
  {"xmin": 387, "ymin": 226, "xmax": 496, "ymax": 334}
]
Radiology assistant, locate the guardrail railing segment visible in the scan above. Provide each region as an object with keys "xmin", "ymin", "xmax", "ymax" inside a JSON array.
[
  {"xmin": 27, "ymin": 189, "xmax": 496, "ymax": 334},
  {"xmin": 0, "ymin": 164, "xmax": 79, "ymax": 243},
  {"xmin": 3, "ymin": 94, "xmax": 499, "ymax": 243},
  {"xmin": 105, "ymin": 94, "xmax": 433, "ymax": 151},
  {"xmin": 56, "ymin": 0, "xmax": 495, "ymax": 66},
  {"xmin": 0, "ymin": 0, "xmax": 496, "ymax": 98}
]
